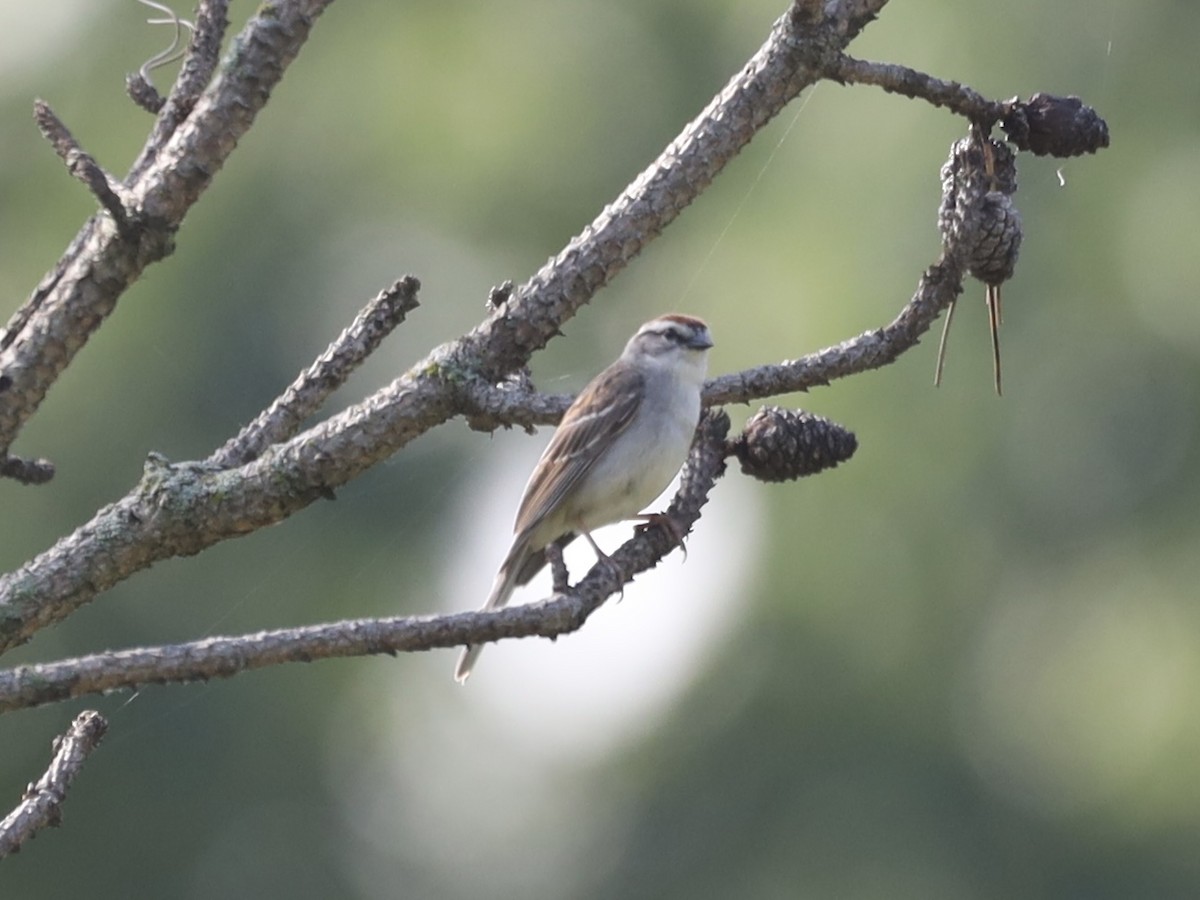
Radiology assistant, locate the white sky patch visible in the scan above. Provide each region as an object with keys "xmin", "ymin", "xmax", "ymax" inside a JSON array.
[
  {"xmin": 329, "ymin": 428, "xmax": 764, "ymax": 897},
  {"xmin": 440, "ymin": 428, "xmax": 763, "ymax": 764}
]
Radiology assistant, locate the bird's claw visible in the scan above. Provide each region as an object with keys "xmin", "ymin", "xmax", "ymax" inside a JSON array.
[{"xmin": 636, "ymin": 512, "xmax": 688, "ymax": 560}]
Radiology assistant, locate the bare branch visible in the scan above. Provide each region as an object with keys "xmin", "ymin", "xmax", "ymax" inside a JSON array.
[
  {"xmin": 829, "ymin": 54, "xmax": 1006, "ymax": 123},
  {"xmin": 31, "ymin": 101, "xmax": 131, "ymax": 230},
  {"xmin": 209, "ymin": 275, "xmax": 423, "ymax": 468},
  {"xmin": 461, "ymin": 249, "xmax": 968, "ymax": 426},
  {"xmin": 457, "ymin": 4, "xmax": 855, "ymax": 381},
  {"xmin": 460, "ymin": 378, "xmax": 571, "ymax": 434},
  {"xmin": 704, "ymin": 254, "xmax": 965, "ymax": 405},
  {"xmin": 0, "ymin": 2, "xmax": 884, "ymax": 644},
  {"xmin": 0, "ymin": 414, "xmax": 729, "ymax": 712},
  {"xmin": 0, "ymin": 0, "xmax": 1109, "ymax": 698},
  {"xmin": 0, "ymin": 0, "xmax": 332, "ymax": 471},
  {"xmin": 0, "ymin": 711, "xmax": 108, "ymax": 858},
  {"xmin": 0, "ymin": 199, "xmax": 967, "ymax": 656},
  {"xmin": 0, "ymin": 454, "xmax": 55, "ymax": 486},
  {"xmin": 129, "ymin": 0, "xmax": 233, "ymax": 170}
]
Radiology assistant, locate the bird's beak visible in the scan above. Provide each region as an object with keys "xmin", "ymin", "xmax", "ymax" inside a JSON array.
[{"xmin": 690, "ymin": 331, "xmax": 714, "ymax": 351}]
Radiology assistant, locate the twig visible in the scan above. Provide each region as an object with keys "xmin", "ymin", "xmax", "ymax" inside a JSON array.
[
  {"xmin": 0, "ymin": 414, "xmax": 729, "ymax": 713},
  {"xmin": 0, "ymin": 0, "xmax": 331, "ymax": 473},
  {"xmin": 32, "ymin": 101, "xmax": 130, "ymax": 230},
  {"xmin": 454, "ymin": 1, "xmax": 880, "ymax": 382},
  {"xmin": 128, "ymin": 0, "xmax": 232, "ymax": 166},
  {"xmin": 209, "ymin": 276, "xmax": 422, "ymax": 468},
  {"xmin": 459, "ymin": 378, "xmax": 571, "ymax": 433},
  {"xmin": 0, "ymin": 711, "xmax": 108, "ymax": 858},
  {"xmin": 461, "ymin": 248, "xmax": 967, "ymax": 422},
  {"xmin": 0, "ymin": 0, "xmax": 888, "ymax": 641},
  {"xmin": 828, "ymin": 54, "xmax": 1005, "ymax": 124},
  {"xmin": 704, "ymin": 255, "xmax": 965, "ymax": 405},
  {"xmin": 0, "ymin": 455, "xmax": 55, "ymax": 486}
]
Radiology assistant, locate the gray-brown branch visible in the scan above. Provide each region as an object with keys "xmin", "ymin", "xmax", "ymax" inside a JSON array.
[
  {"xmin": 830, "ymin": 54, "xmax": 1005, "ymax": 123},
  {"xmin": 0, "ymin": 0, "xmax": 1109, "ymax": 707},
  {"xmin": 0, "ymin": 413, "xmax": 729, "ymax": 713},
  {"xmin": 0, "ymin": 711, "xmax": 108, "ymax": 857},
  {"xmin": 209, "ymin": 275, "xmax": 422, "ymax": 468},
  {"xmin": 0, "ymin": 0, "xmax": 332, "ymax": 464},
  {"xmin": 0, "ymin": 0, "xmax": 889, "ymax": 652}
]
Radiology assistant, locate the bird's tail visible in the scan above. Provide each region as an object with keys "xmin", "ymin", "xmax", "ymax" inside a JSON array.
[{"xmin": 454, "ymin": 541, "xmax": 531, "ymax": 683}]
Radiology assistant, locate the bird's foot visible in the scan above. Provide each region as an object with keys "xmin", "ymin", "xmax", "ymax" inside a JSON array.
[
  {"xmin": 635, "ymin": 512, "xmax": 688, "ymax": 560},
  {"xmin": 582, "ymin": 531, "xmax": 626, "ymax": 599}
]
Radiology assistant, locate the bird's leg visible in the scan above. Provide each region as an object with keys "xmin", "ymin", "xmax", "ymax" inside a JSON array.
[
  {"xmin": 582, "ymin": 531, "xmax": 626, "ymax": 598},
  {"xmin": 635, "ymin": 512, "xmax": 688, "ymax": 560},
  {"xmin": 546, "ymin": 540, "xmax": 570, "ymax": 592}
]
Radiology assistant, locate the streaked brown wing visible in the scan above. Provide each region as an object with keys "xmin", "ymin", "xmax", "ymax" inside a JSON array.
[{"xmin": 513, "ymin": 362, "xmax": 645, "ymax": 537}]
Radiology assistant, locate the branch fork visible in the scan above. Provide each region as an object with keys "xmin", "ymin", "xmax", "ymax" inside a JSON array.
[{"xmin": 0, "ymin": 0, "xmax": 1109, "ymax": 723}]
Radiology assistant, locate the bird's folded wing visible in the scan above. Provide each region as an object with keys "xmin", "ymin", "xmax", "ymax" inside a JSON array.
[{"xmin": 512, "ymin": 363, "xmax": 645, "ymax": 537}]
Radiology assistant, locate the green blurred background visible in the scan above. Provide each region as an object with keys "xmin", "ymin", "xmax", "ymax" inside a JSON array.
[{"xmin": 3, "ymin": 0, "xmax": 1199, "ymax": 897}]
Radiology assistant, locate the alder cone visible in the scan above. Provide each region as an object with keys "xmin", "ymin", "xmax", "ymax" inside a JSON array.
[{"xmin": 732, "ymin": 406, "xmax": 857, "ymax": 483}]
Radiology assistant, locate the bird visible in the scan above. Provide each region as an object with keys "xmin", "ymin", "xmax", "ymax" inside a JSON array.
[{"xmin": 455, "ymin": 314, "xmax": 714, "ymax": 682}]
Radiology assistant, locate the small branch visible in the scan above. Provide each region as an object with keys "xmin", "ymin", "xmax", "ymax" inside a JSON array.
[
  {"xmin": 828, "ymin": 54, "xmax": 1005, "ymax": 124},
  {"xmin": 0, "ymin": 414, "xmax": 729, "ymax": 712},
  {"xmin": 704, "ymin": 254, "xmax": 964, "ymax": 404},
  {"xmin": 464, "ymin": 4, "xmax": 848, "ymax": 381},
  {"xmin": 129, "ymin": 0, "xmax": 232, "ymax": 172},
  {"xmin": 32, "ymin": 101, "xmax": 130, "ymax": 229},
  {"xmin": 209, "ymin": 276, "xmax": 422, "ymax": 468},
  {"xmin": 0, "ymin": 1, "xmax": 869, "ymax": 637},
  {"xmin": 461, "ymin": 247, "xmax": 967, "ymax": 422},
  {"xmin": 459, "ymin": 378, "xmax": 570, "ymax": 434},
  {"xmin": 0, "ymin": 711, "xmax": 108, "ymax": 858},
  {"xmin": 126, "ymin": 72, "xmax": 166, "ymax": 115},
  {"xmin": 0, "ymin": 454, "xmax": 55, "ymax": 486},
  {"xmin": 125, "ymin": 0, "xmax": 195, "ymax": 113},
  {"xmin": 0, "ymin": 0, "xmax": 332, "ymax": 467},
  {"xmin": 164, "ymin": 0, "xmax": 230, "ymax": 110}
]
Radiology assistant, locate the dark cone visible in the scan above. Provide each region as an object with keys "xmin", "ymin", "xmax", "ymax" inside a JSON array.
[
  {"xmin": 938, "ymin": 134, "xmax": 1019, "ymax": 254},
  {"xmin": 968, "ymin": 191, "xmax": 1022, "ymax": 286},
  {"xmin": 731, "ymin": 407, "xmax": 857, "ymax": 483},
  {"xmin": 935, "ymin": 131, "xmax": 1025, "ymax": 394},
  {"xmin": 1002, "ymin": 93, "xmax": 1110, "ymax": 158}
]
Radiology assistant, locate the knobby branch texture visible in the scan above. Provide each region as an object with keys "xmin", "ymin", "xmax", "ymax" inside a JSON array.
[
  {"xmin": 0, "ymin": 711, "xmax": 108, "ymax": 857},
  {"xmin": 0, "ymin": 0, "xmax": 884, "ymax": 651},
  {"xmin": 0, "ymin": 0, "xmax": 325, "ymax": 463},
  {"xmin": 0, "ymin": 414, "xmax": 729, "ymax": 712},
  {"xmin": 0, "ymin": 0, "xmax": 1108, "ymax": 706}
]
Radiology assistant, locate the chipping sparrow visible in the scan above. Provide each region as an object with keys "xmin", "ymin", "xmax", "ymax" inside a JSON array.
[{"xmin": 455, "ymin": 314, "xmax": 714, "ymax": 682}]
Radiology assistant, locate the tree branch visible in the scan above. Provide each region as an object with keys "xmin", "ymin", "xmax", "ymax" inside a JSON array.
[
  {"xmin": 0, "ymin": 711, "xmax": 108, "ymax": 858},
  {"xmin": 0, "ymin": 413, "xmax": 729, "ymax": 713},
  {"xmin": 31, "ymin": 101, "xmax": 131, "ymax": 230},
  {"xmin": 0, "ymin": 0, "xmax": 332, "ymax": 469},
  {"xmin": 0, "ymin": 0, "xmax": 1109, "ymax": 706},
  {"xmin": 209, "ymin": 275, "xmax": 422, "ymax": 468},
  {"xmin": 126, "ymin": 0, "xmax": 231, "ymax": 148},
  {"xmin": 0, "ymin": 0, "xmax": 890, "ymax": 649},
  {"xmin": 829, "ymin": 54, "xmax": 1005, "ymax": 123},
  {"xmin": 0, "ymin": 454, "xmax": 55, "ymax": 487},
  {"xmin": 704, "ymin": 254, "xmax": 965, "ymax": 404}
]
